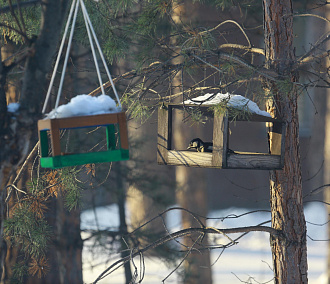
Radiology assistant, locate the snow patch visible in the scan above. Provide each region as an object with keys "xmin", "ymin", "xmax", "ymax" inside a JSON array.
[
  {"xmin": 7, "ymin": 103, "xmax": 20, "ymax": 113},
  {"xmin": 45, "ymin": 94, "xmax": 119, "ymax": 119},
  {"xmin": 81, "ymin": 203, "xmax": 327, "ymax": 284},
  {"xmin": 184, "ymin": 93, "xmax": 271, "ymax": 117}
]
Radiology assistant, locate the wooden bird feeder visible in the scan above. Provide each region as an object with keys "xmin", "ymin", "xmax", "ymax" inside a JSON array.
[
  {"xmin": 38, "ymin": 0, "xmax": 129, "ymax": 169},
  {"xmin": 38, "ymin": 112, "xmax": 129, "ymax": 169},
  {"xmin": 157, "ymin": 103, "xmax": 286, "ymax": 170}
]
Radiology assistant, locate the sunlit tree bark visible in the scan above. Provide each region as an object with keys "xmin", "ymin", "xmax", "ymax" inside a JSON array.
[{"xmin": 263, "ymin": 0, "xmax": 308, "ymax": 283}]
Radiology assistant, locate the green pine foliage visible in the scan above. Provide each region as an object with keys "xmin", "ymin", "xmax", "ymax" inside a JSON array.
[
  {"xmin": 2, "ymin": 167, "xmax": 82, "ymax": 280},
  {"xmin": 0, "ymin": 0, "xmax": 40, "ymax": 44},
  {"xmin": 10, "ymin": 262, "xmax": 29, "ymax": 284},
  {"xmin": 4, "ymin": 205, "xmax": 51, "ymax": 259},
  {"xmin": 57, "ymin": 168, "xmax": 83, "ymax": 211}
]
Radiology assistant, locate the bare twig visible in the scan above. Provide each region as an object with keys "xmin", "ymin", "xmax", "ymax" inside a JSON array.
[
  {"xmin": 218, "ymin": 44, "xmax": 265, "ymax": 55},
  {"xmin": 162, "ymin": 234, "xmax": 203, "ymax": 283},
  {"xmin": 92, "ymin": 225, "xmax": 280, "ymax": 283},
  {"xmin": 303, "ymin": 184, "xmax": 330, "ymax": 198},
  {"xmin": 199, "ymin": 20, "xmax": 252, "ymax": 49}
]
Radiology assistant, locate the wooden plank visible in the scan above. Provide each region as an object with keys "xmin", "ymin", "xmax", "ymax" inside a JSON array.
[
  {"xmin": 227, "ymin": 152, "xmax": 281, "ymax": 170},
  {"xmin": 49, "ymin": 119, "xmax": 61, "ymax": 156},
  {"xmin": 117, "ymin": 112, "xmax": 129, "ymax": 150},
  {"xmin": 212, "ymin": 113, "xmax": 227, "ymax": 168},
  {"xmin": 168, "ymin": 105, "xmax": 172, "ymax": 150},
  {"xmin": 269, "ymin": 120, "xmax": 284, "ymax": 156},
  {"xmin": 280, "ymin": 122, "xmax": 286, "ymax": 168},
  {"xmin": 40, "ymin": 113, "xmax": 122, "ymax": 130},
  {"xmin": 38, "ymin": 119, "xmax": 51, "ymax": 131},
  {"xmin": 157, "ymin": 106, "xmax": 170, "ymax": 164},
  {"xmin": 167, "ymin": 150, "xmax": 215, "ymax": 167},
  {"xmin": 57, "ymin": 113, "xmax": 120, "ymax": 129},
  {"xmin": 166, "ymin": 150, "xmax": 281, "ymax": 169}
]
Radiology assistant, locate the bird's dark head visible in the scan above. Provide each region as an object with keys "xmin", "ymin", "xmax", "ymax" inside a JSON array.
[{"xmin": 187, "ymin": 138, "xmax": 203, "ymax": 150}]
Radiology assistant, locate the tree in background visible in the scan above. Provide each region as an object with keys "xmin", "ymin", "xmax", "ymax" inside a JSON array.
[
  {"xmin": 1, "ymin": 1, "xmax": 177, "ymax": 283},
  {"xmin": 263, "ymin": 0, "xmax": 307, "ymax": 282},
  {"xmin": 0, "ymin": 0, "xmax": 85, "ymax": 282},
  {"xmin": 1, "ymin": 0, "xmax": 330, "ymax": 283},
  {"xmin": 90, "ymin": 0, "xmax": 329, "ymax": 283}
]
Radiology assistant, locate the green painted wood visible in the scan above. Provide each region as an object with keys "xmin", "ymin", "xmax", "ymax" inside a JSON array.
[
  {"xmin": 39, "ymin": 130, "xmax": 49, "ymax": 158},
  {"xmin": 40, "ymin": 149, "xmax": 129, "ymax": 169},
  {"xmin": 106, "ymin": 124, "xmax": 116, "ymax": 150}
]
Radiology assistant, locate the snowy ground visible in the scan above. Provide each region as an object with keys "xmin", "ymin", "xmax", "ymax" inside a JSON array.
[{"xmin": 81, "ymin": 202, "xmax": 328, "ymax": 284}]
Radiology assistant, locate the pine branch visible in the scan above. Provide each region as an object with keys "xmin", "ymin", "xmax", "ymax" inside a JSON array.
[{"xmin": 0, "ymin": 0, "xmax": 40, "ymax": 14}]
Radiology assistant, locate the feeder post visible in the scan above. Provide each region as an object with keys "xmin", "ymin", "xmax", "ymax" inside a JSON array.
[
  {"xmin": 212, "ymin": 112, "xmax": 228, "ymax": 168},
  {"xmin": 157, "ymin": 104, "xmax": 172, "ymax": 164},
  {"xmin": 49, "ymin": 119, "xmax": 61, "ymax": 156},
  {"xmin": 117, "ymin": 112, "xmax": 129, "ymax": 150},
  {"xmin": 268, "ymin": 120, "xmax": 286, "ymax": 168}
]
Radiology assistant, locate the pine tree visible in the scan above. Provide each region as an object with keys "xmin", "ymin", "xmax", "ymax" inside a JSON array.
[{"xmin": 1, "ymin": 0, "xmax": 329, "ymax": 283}]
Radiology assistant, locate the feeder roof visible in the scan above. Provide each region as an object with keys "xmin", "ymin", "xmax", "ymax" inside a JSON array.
[
  {"xmin": 45, "ymin": 94, "xmax": 120, "ymax": 119},
  {"xmin": 183, "ymin": 93, "xmax": 271, "ymax": 118}
]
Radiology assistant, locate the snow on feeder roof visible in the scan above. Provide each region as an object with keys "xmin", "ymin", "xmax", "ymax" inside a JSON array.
[
  {"xmin": 38, "ymin": 0, "xmax": 129, "ymax": 169},
  {"xmin": 158, "ymin": 95, "xmax": 285, "ymax": 170},
  {"xmin": 45, "ymin": 94, "xmax": 120, "ymax": 119},
  {"xmin": 183, "ymin": 93, "xmax": 271, "ymax": 117}
]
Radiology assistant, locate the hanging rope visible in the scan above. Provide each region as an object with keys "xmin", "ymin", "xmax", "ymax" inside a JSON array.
[
  {"xmin": 42, "ymin": 0, "xmax": 77, "ymax": 114},
  {"xmin": 79, "ymin": 0, "xmax": 121, "ymax": 109},
  {"xmin": 42, "ymin": 0, "xmax": 121, "ymax": 115}
]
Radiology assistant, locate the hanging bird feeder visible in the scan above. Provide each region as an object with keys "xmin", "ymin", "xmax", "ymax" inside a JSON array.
[
  {"xmin": 157, "ymin": 101, "xmax": 285, "ymax": 170},
  {"xmin": 38, "ymin": 0, "xmax": 129, "ymax": 169}
]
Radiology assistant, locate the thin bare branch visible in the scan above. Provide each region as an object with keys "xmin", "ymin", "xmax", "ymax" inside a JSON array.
[
  {"xmin": 199, "ymin": 20, "xmax": 252, "ymax": 49},
  {"xmin": 293, "ymin": 13, "xmax": 330, "ymax": 24},
  {"xmin": 218, "ymin": 44, "xmax": 265, "ymax": 55},
  {"xmin": 92, "ymin": 225, "xmax": 281, "ymax": 283},
  {"xmin": 303, "ymin": 184, "xmax": 330, "ymax": 198}
]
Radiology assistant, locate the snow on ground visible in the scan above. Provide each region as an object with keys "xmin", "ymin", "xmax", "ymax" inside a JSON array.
[
  {"xmin": 7, "ymin": 102, "xmax": 20, "ymax": 113},
  {"xmin": 81, "ymin": 202, "xmax": 328, "ymax": 284},
  {"xmin": 184, "ymin": 93, "xmax": 271, "ymax": 117},
  {"xmin": 45, "ymin": 94, "xmax": 119, "ymax": 119}
]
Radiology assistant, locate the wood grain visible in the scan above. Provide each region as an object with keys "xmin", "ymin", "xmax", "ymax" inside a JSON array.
[{"xmin": 157, "ymin": 106, "xmax": 170, "ymax": 164}]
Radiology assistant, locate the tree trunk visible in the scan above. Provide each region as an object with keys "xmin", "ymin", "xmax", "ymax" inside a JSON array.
[
  {"xmin": 324, "ymin": 94, "xmax": 330, "ymax": 284},
  {"xmin": 263, "ymin": 0, "xmax": 308, "ymax": 283},
  {"xmin": 0, "ymin": 43, "xmax": 8, "ymax": 282},
  {"xmin": 173, "ymin": 124, "xmax": 212, "ymax": 284},
  {"xmin": 172, "ymin": 2, "xmax": 212, "ymax": 283},
  {"xmin": 0, "ymin": 0, "xmax": 84, "ymax": 282},
  {"xmin": 324, "ymin": 6, "xmax": 330, "ymax": 284}
]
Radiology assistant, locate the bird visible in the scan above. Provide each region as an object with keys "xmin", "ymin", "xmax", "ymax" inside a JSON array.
[{"xmin": 187, "ymin": 138, "xmax": 213, "ymax": 152}]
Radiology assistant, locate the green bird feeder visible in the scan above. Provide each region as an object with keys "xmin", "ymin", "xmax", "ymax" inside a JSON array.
[
  {"xmin": 38, "ymin": 0, "xmax": 129, "ymax": 169},
  {"xmin": 38, "ymin": 112, "xmax": 129, "ymax": 169}
]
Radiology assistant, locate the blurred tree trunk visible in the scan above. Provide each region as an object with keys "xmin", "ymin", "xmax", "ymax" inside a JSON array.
[
  {"xmin": 324, "ymin": 6, "xmax": 330, "ymax": 284},
  {"xmin": 173, "ymin": 123, "xmax": 212, "ymax": 284},
  {"xmin": 324, "ymin": 94, "xmax": 330, "ymax": 284},
  {"xmin": 0, "ymin": 0, "xmax": 83, "ymax": 283},
  {"xmin": 263, "ymin": 0, "xmax": 308, "ymax": 283},
  {"xmin": 172, "ymin": 2, "xmax": 212, "ymax": 283}
]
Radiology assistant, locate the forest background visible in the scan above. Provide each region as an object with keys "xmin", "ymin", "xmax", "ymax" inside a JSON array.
[{"xmin": 0, "ymin": 0, "xmax": 330, "ymax": 283}]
